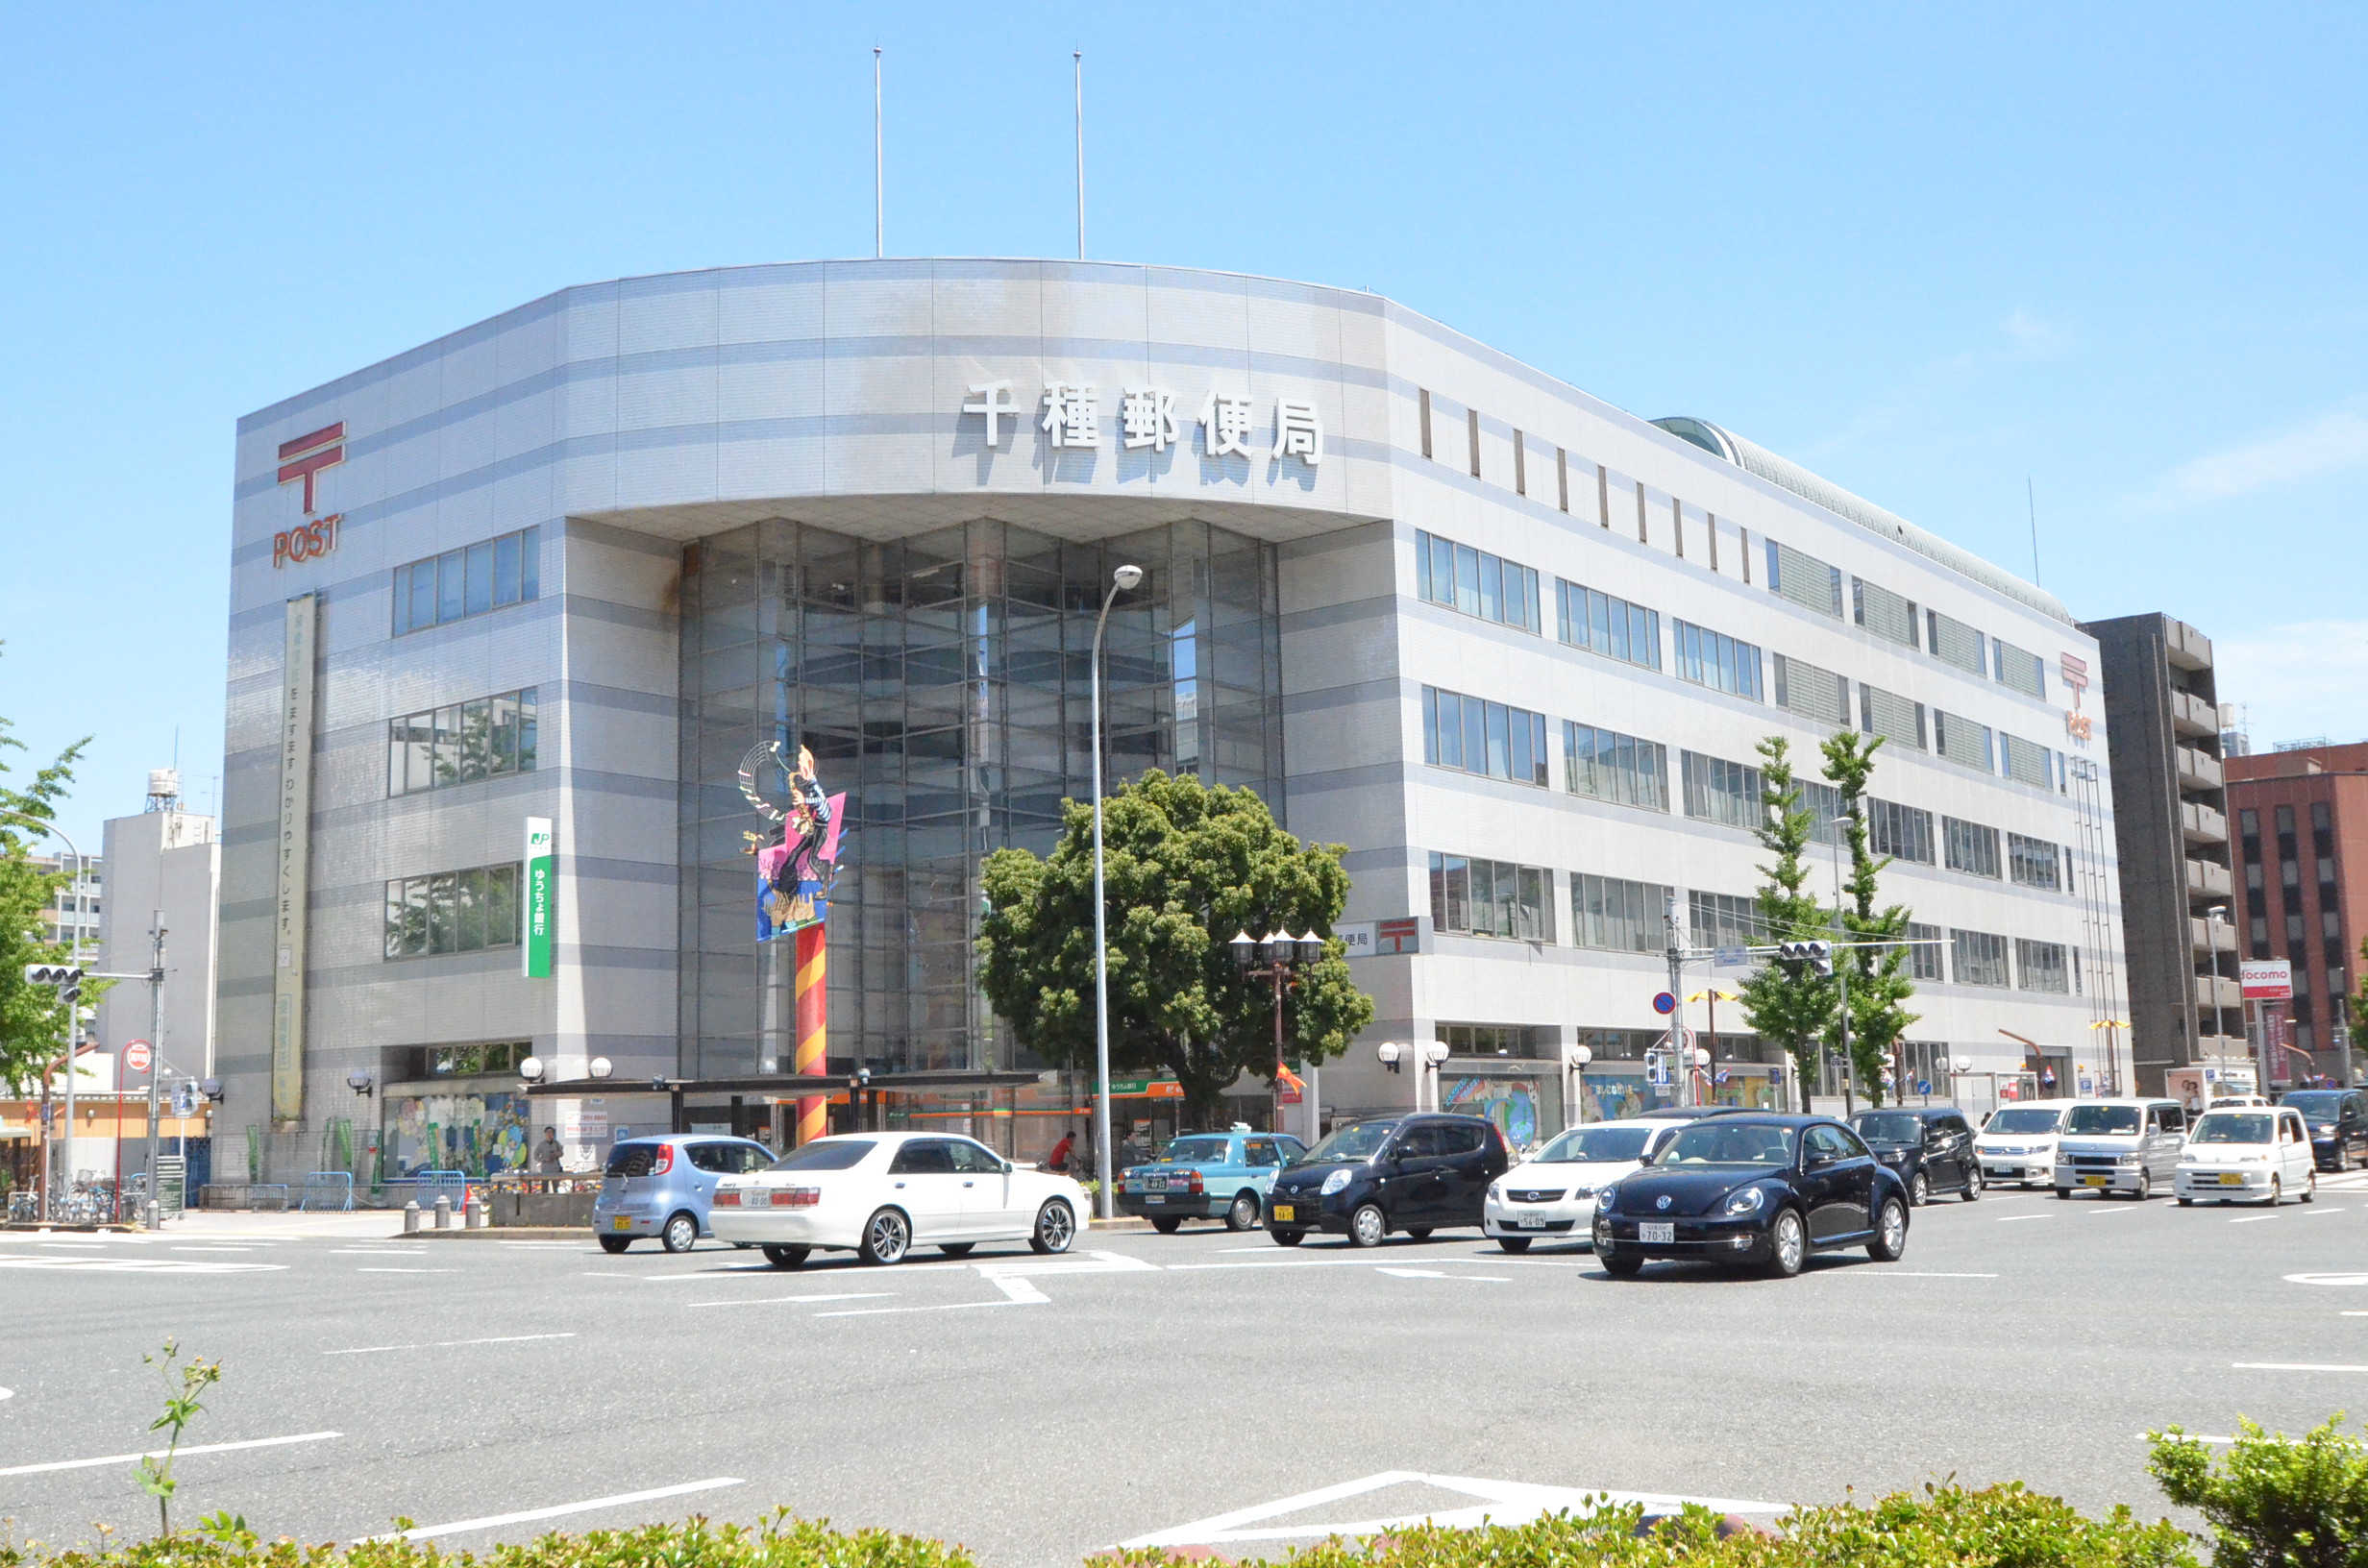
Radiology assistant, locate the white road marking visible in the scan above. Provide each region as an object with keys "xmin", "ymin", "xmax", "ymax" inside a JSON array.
[
  {"xmin": 333, "ymin": 1249, "xmax": 430, "ymax": 1256},
  {"xmin": 0, "ymin": 1431, "xmax": 340, "ymax": 1478},
  {"xmin": 2231, "ymin": 1213, "xmax": 2283, "ymax": 1224},
  {"xmin": 324, "ymin": 1334, "xmax": 578, "ymax": 1357},
  {"xmin": 0, "ymin": 1256, "xmax": 285, "ymax": 1274},
  {"xmin": 995, "ymin": 1276, "xmax": 1050, "ymax": 1304},
  {"xmin": 0, "ymin": 1387, "xmax": 12, "ymax": 1400},
  {"xmin": 356, "ymin": 1267, "xmax": 455, "ymax": 1274},
  {"xmin": 170, "ymin": 1247, "xmax": 257, "ymax": 1253},
  {"xmin": 686, "ymin": 1293, "xmax": 894, "ymax": 1309},
  {"xmin": 974, "ymin": 1249, "xmax": 1157, "ymax": 1279},
  {"xmin": 361, "ymin": 1478, "xmax": 744, "ymax": 1541},
  {"xmin": 815, "ymin": 1280, "xmax": 1049, "ymax": 1317},
  {"xmin": 2306, "ymin": 1208, "xmax": 2345, "ymax": 1215},
  {"xmin": 1997, "ymin": 1214, "xmax": 2056, "ymax": 1222},
  {"xmin": 1374, "ymin": 1266, "xmax": 1507, "ymax": 1282},
  {"xmin": 1119, "ymin": 1469, "xmax": 1789, "ymax": 1548},
  {"xmin": 2234, "ymin": 1362, "xmax": 2368, "ymax": 1373},
  {"xmin": 580, "ymin": 1262, "xmax": 971, "ymax": 1283},
  {"xmin": 2289, "ymin": 1273, "xmax": 2368, "ymax": 1286},
  {"xmin": 2342, "ymin": 1311, "xmax": 2368, "ymax": 1316},
  {"xmin": 1841, "ymin": 1271, "xmax": 1998, "ymax": 1278}
]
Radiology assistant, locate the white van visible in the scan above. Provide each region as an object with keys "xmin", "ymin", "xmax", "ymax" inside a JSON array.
[
  {"xmin": 1975, "ymin": 1103, "xmax": 2068, "ymax": 1187},
  {"xmin": 2052, "ymin": 1097, "xmax": 2186, "ymax": 1200}
]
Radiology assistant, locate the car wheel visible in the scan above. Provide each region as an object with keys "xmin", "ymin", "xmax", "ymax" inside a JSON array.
[
  {"xmin": 1270, "ymin": 1228, "xmax": 1304, "ymax": 1247},
  {"xmin": 660, "ymin": 1212, "xmax": 700, "ymax": 1254},
  {"xmin": 597, "ymin": 1235, "xmax": 631, "ymax": 1254},
  {"xmin": 2266, "ymin": 1178, "xmax": 2282, "ymax": 1208},
  {"xmin": 1601, "ymin": 1253, "xmax": 1643, "ymax": 1279},
  {"xmin": 1347, "ymin": 1204, "xmax": 1388, "ymax": 1248},
  {"xmin": 761, "ymin": 1243, "xmax": 810, "ymax": 1268},
  {"xmin": 1497, "ymin": 1237, "xmax": 1533, "ymax": 1254},
  {"xmin": 1029, "ymin": 1199, "xmax": 1077, "ymax": 1255},
  {"xmin": 1909, "ymin": 1171, "xmax": 1930, "ymax": 1207},
  {"xmin": 2177, "ymin": 1196, "xmax": 2193, "ymax": 1207},
  {"xmin": 938, "ymin": 1242, "xmax": 975, "ymax": 1257},
  {"xmin": 1407, "ymin": 1227, "xmax": 1434, "ymax": 1240},
  {"xmin": 1150, "ymin": 1216, "xmax": 1182, "ymax": 1235},
  {"xmin": 2303, "ymin": 1172, "xmax": 2316, "ymax": 1204},
  {"xmin": 1961, "ymin": 1167, "xmax": 1983, "ymax": 1203},
  {"xmin": 858, "ymin": 1207, "xmax": 911, "ymax": 1265},
  {"xmin": 2132, "ymin": 1170, "xmax": 2153, "ymax": 1202},
  {"xmin": 1225, "ymin": 1192, "xmax": 1262, "ymax": 1232},
  {"xmin": 2054, "ymin": 1187, "xmax": 2071, "ymax": 1200},
  {"xmin": 1867, "ymin": 1197, "xmax": 1908, "ymax": 1262},
  {"xmin": 1766, "ymin": 1209, "xmax": 1806, "ymax": 1278}
]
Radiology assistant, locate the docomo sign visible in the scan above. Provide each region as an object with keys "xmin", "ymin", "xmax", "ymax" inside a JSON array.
[
  {"xmin": 2240, "ymin": 958, "xmax": 2294, "ymax": 1001},
  {"xmin": 273, "ymin": 514, "xmax": 342, "ymax": 569}
]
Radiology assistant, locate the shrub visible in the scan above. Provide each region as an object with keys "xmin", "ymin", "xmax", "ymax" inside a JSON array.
[{"xmin": 2152, "ymin": 1417, "xmax": 2368, "ymax": 1568}]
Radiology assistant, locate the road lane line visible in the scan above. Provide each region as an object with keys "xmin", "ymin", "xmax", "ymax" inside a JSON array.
[
  {"xmin": 995, "ymin": 1277, "xmax": 1050, "ymax": 1304},
  {"xmin": 1839, "ymin": 1271, "xmax": 1998, "ymax": 1278},
  {"xmin": 1997, "ymin": 1214, "xmax": 2056, "ymax": 1222},
  {"xmin": 1, "ymin": 1432, "xmax": 340, "ymax": 1477},
  {"xmin": 333, "ymin": 1249, "xmax": 429, "ymax": 1255},
  {"xmin": 2230, "ymin": 1213, "xmax": 2282, "ymax": 1224},
  {"xmin": 360, "ymin": 1478, "xmax": 743, "ymax": 1541},
  {"xmin": 686, "ymin": 1293, "xmax": 893, "ymax": 1309},
  {"xmin": 2306, "ymin": 1208, "xmax": 2345, "ymax": 1215},
  {"xmin": 357, "ymin": 1267, "xmax": 455, "ymax": 1274},
  {"xmin": 2233, "ymin": 1362, "xmax": 2368, "ymax": 1372},
  {"xmin": 325, "ymin": 1334, "xmax": 578, "ymax": 1357}
]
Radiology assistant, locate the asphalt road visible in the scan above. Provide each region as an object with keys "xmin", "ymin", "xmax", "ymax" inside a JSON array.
[{"xmin": 6, "ymin": 1173, "xmax": 2368, "ymax": 1565}]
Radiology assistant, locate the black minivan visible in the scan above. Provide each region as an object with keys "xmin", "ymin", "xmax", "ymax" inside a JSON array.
[{"xmin": 1264, "ymin": 1114, "xmax": 1513, "ymax": 1248}]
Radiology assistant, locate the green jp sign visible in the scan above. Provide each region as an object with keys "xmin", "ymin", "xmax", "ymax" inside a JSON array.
[{"xmin": 524, "ymin": 816, "xmax": 555, "ymax": 978}]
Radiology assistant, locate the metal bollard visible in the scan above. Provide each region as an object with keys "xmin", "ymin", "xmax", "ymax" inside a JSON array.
[
  {"xmin": 433, "ymin": 1194, "xmax": 453, "ymax": 1229},
  {"xmin": 465, "ymin": 1192, "xmax": 487, "ymax": 1229},
  {"xmin": 403, "ymin": 1200, "xmax": 421, "ymax": 1234}
]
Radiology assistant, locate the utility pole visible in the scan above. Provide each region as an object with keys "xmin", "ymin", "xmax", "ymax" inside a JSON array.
[
  {"xmin": 1664, "ymin": 894, "xmax": 1690, "ymax": 1108},
  {"xmin": 142, "ymin": 917, "xmax": 167, "ymax": 1229}
]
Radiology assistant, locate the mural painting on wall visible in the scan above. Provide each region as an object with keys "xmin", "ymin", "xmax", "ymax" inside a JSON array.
[
  {"xmin": 1442, "ymin": 1077, "xmax": 1542, "ymax": 1148},
  {"xmin": 386, "ymin": 1092, "xmax": 531, "ymax": 1177}
]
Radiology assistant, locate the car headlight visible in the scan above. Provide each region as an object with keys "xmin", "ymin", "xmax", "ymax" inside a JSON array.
[
  {"xmin": 1596, "ymin": 1185, "xmax": 1618, "ymax": 1213},
  {"xmin": 1722, "ymin": 1187, "xmax": 1765, "ymax": 1215},
  {"xmin": 1488, "ymin": 1183, "xmax": 1503, "ymax": 1203},
  {"xmin": 1320, "ymin": 1168, "xmax": 1352, "ymax": 1196},
  {"xmin": 2180, "ymin": 1152, "xmax": 2198, "ymax": 1164},
  {"xmin": 2315, "ymin": 1125, "xmax": 2336, "ymax": 1137},
  {"xmin": 2117, "ymin": 1154, "xmax": 2143, "ymax": 1167}
]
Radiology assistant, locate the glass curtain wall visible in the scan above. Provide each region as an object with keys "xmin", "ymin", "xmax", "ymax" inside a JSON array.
[{"xmin": 678, "ymin": 517, "xmax": 1283, "ymax": 1081}]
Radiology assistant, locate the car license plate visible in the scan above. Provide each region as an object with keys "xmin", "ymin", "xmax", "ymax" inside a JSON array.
[
  {"xmin": 2083, "ymin": 1175, "xmax": 2109, "ymax": 1187},
  {"xmin": 2218, "ymin": 1172, "xmax": 2245, "ymax": 1186},
  {"xmin": 1270, "ymin": 1204, "xmax": 1295, "ymax": 1222},
  {"xmin": 1640, "ymin": 1221, "xmax": 1675, "ymax": 1243},
  {"xmin": 1517, "ymin": 1213, "xmax": 1548, "ymax": 1230},
  {"xmin": 610, "ymin": 1215, "xmax": 631, "ymax": 1231},
  {"xmin": 1147, "ymin": 1177, "xmax": 1167, "ymax": 1191},
  {"xmin": 1144, "ymin": 1195, "xmax": 1164, "ymax": 1204}
]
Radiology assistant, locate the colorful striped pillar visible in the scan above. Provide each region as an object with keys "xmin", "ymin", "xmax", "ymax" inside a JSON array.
[{"xmin": 794, "ymin": 921, "xmax": 828, "ymax": 1144}]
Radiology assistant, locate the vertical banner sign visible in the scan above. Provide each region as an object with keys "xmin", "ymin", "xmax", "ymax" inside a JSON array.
[
  {"xmin": 271, "ymin": 593, "xmax": 318, "ymax": 1123},
  {"xmin": 524, "ymin": 817, "xmax": 555, "ymax": 978}
]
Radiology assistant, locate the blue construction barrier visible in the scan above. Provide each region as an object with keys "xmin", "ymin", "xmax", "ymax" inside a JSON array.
[
  {"xmin": 299, "ymin": 1171, "xmax": 354, "ymax": 1213},
  {"xmin": 404, "ymin": 1170, "xmax": 469, "ymax": 1210}
]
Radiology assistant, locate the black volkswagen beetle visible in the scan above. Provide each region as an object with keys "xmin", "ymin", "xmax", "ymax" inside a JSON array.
[
  {"xmin": 1849, "ymin": 1106, "xmax": 1983, "ymax": 1206},
  {"xmin": 1591, "ymin": 1114, "xmax": 1910, "ymax": 1278}
]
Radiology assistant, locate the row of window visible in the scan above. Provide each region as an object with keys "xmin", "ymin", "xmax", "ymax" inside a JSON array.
[
  {"xmin": 387, "ymin": 688, "xmax": 540, "ymax": 796},
  {"xmin": 1416, "ymin": 531, "xmax": 1542, "ymax": 634},
  {"xmin": 392, "ymin": 527, "xmax": 541, "ymax": 636},
  {"xmin": 383, "ymin": 863, "xmax": 522, "ymax": 959},
  {"xmin": 1427, "ymin": 851, "xmax": 2077, "ymax": 993},
  {"xmin": 1421, "ymin": 687, "xmax": 1552, "ymax": 786}
]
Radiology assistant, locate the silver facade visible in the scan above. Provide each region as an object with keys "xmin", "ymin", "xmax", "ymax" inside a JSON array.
[{"xmin": 220, "ymin": 259, "xmax": 2125, "ymax": 1173}]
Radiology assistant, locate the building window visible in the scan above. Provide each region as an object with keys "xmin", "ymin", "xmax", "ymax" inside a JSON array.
[
  {"xmin": 1944, "ymin": 817, "xmax": 2003, "ymax": 879},
  {"xmin": 1682, "ymin": 750, "xmax": 1764, "ymax": 830},
  {"xmin": 1671, "ymin": 620, "xmax": 1764, "ymax": 700},
  {"xmin": 1513, "ymin": 429, "xmax": 1527, "ymax": 496},
  {"xmin": 1422, "ymin": 687, "xmax": 1549, "ymax": 787},
  {"xmin": 2015, "ymin": 939, "xmax": 2069, "ymax": 992},
  {"xmin": 1418, "ymin": 389, "xmax": 1432, "ymax": 459},
  {"xmin": 1689, "ymin": 890, "xmax": 1764, "ymax": 950},
  {"xmin": 1435, "ymin": 1022, "xmax": 1557, "ymax": 1060},
  {"xmin": 1906, "ymin": 920, "xmax": 1944, "ymax": 981},
  {"xmin": 1869, "ymin": 798, "xmax": 1936, "ymax": 864},
  {"xmin": 1467, "ymin": 407, "xmax": 1482, "ymax": 479},
  {"xmin": 1570, "ymin": 873, "xmax": 1671, "ymax": 953},
  {"xmin": 1852, "ymin": 577, "xmax": 1919, "ymax": 648},
  {"xmin": 1556, "ymin": 580, "xmax": 1661, "ymax": 669},
  {"xmin": 2000, "ymin": 733, "xmax": 2051, "ymax": 789},
  {"xmin": 1772, "ymin": 653, "xmax": 1850, "ymax": 728},
  {"xmin": 2312, "ymin": 800, "xmax": 2332, "ymax": 835},
  {"xmin": 1951, "ymin": 928, "xmax": 2010, "ymax": 988},
  {"xmin": 1927, "ymin": 608, "xmax": 1986, "ymax": 675},
  {"xmin": 387, "ymin": 687, "xmax": 539, "ymax": 796},
  {"xmin": 1934, "ymin": 710, "xmax": 1994, "ymax": 772},
  {"xmin": 1416, "ymin": 532, "xmax": 1541, "ymax": 632},
  {"xmin": 393, "ymin": 527, "xmax": 540, "ymax": 635},
  {"xmin": 1564, "ymin": 723, "xmax": 1670, "ymax": 811},
  {"xmin": 383, "ymin": 863, "xmax": 523, "ymax": 959},
  {"xmin": 2246, "ymin": 861, "xmax": 2265, "ymax": 892},
  {"xmin": 422, "ymin": 1041, "xmax": 533, "ymax": 1079},
  {"xmin": 1764, "ymin": 540, "xmax": 1844, "ymax": 618},
  {"xmin": 1430, "ymin": 853, "xmax": 1553, "ymax": 941},
  {"xmin": 2008, "ymin": 832, "xmax": 2061, "ymax": 890},
  {"xmin": 1994, "ymin": 638, "xmax": 2046, "ymax": 699},
  {"xmin": 2240, "ymin": 808, "xmax": 2259, "ymax": 836},
  {"xmin": 1859, "ymin": 684, "xmax": 1928, "ymax": 750}
]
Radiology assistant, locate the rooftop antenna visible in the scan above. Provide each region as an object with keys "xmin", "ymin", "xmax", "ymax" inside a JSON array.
[
  {"xmin": 1073, "ymin": 47, "xmax": 1085, "ymax": 259},
  {"xmin": 2027, "ymin": 476, "xmax": 2040, "ymax": 586},
  {"xmin": 873, "ymin": 45, "xmax": 883, "ymax": 258}
]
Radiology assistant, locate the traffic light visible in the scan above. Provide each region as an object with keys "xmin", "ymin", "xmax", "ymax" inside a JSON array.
[
  {"xmin": 23, "ymin": 964, "xmax": 84, "ymax": 1002},
  {"xmin": 1776, "ymin": 941, "xmax": 1834, "ymax": 976}
]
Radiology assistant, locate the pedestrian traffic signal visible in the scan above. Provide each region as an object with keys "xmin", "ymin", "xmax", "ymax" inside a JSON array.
[
  {"xmin": 1776, "ymin": 941, "xmax": 1833, "ymax": 976},
  {"xmin": 22, "ymin": 964, "xmax": 84, "ymax": 1001}
]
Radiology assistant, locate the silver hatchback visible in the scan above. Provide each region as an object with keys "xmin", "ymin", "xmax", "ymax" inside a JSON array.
[{"xmin": 594, "ymin": 1135, "xmax": 777, "ymax": 1254}]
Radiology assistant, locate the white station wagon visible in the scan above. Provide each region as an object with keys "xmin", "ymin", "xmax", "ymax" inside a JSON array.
[{"xmin": 707, "ymin": 1130, "xmax": 1090, "ymax": 1267}]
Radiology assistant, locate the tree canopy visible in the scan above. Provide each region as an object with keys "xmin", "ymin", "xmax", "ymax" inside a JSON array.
[
  {"xmin": 976, "ymin": 770, "xmax": 1374, "ymax": 1129},
  {"xmin": 1737, "ymin": 735, "xmax": 1838, "ymax": 1112},
  {"xmin": 0, "ymin": 693, "xmax": 92, "ymax": 1096},
  {"xmin": 1821, "ymin": 729, "xmax": 1919, "ymax": 1105}
]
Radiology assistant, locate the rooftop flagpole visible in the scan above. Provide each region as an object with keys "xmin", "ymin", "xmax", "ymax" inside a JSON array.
[
  {"xmin": 874, "ymin": 46, "xmax": 884, "ymax": 258},
  {"xmin": 1074, "ymin": 48, "xmax": 1085, "ymax": 259}
]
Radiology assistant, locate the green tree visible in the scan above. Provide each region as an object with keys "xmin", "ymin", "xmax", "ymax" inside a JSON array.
[
  {"xmin": 1821, "ymin": 729, "xmax": 1920, "ymax": 1106},
  {"xmin": 977, "ymin": 770, "xmax": 1375, "ymax": 1130},
  {"xmin": 1738, "ymin": 736, "xmax": 1838, "ymax": 1112},
  {"xmin": 0, "ymin": 694, "xmax": 91, "ymax": 1097}
]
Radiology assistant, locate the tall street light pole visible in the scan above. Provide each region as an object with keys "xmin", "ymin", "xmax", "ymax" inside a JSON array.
[{"xmin": 1088, "ymin": 562, "xmax": 1143, "ymax": 1221}]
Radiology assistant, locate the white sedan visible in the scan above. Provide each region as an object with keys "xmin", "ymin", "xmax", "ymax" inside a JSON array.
[
  {"xmin": 2176, "ymin": 1107, "xmax": 2317, "ymax": 1207},
  {"xmin": 709, "ymin": 1131, "xmax": 1090, "ymax": 1266},
  {"xmin": 1482, "ymin": 1116, "xmax": 1702, "ymax": 1253}
]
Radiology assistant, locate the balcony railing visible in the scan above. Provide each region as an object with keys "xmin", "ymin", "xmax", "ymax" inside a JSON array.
[
  {"xmin": 2185, "ymin": 858, "xmax": 2232, "ymax": 899},
  {"xmin": 2182, "ymin": 800, "xmax": 2230, "ymax": 845},
  {"xmin": 2176, "ymin": 746, "xmax": 2225, "ymax": 792}
]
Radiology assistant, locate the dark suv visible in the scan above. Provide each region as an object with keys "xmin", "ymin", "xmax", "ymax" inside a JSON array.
[
  {"xmin": 1264, "ymin": 1114, "xmax": 1513, "ymax": 1248},
  {"xmin": 1849, "ymin": 1106, "xmax": 1983, "ymax": 1205},
  {"xmin": 2280, "ymin": 1090, "xmax": 2368, "ymax": 1172}
]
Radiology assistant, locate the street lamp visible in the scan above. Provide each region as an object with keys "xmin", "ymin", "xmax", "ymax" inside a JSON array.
[
  {"xmin": 346, "ymin": 1068, "xmax": 374, "ymax": 1099},
  {"xmin": 588, "ymin": 1056, "xmax": 613, "ymax": 1080},
  {"xmin": 1563, "ymin": 1042, "xmax": 1593, "ymax": 1124},
  {"xmin": 1088, "ymin": 561, "xmax": 1144, "ymax": 1220},
  {"xmin": 1232, "ymin": 928, "xmax": 1322, "ymax": 1131}
]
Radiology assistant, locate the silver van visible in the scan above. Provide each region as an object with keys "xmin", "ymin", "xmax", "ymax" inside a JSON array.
[{"xmin": 2052, "ymin": 1098, "xmax": 2186, "ymax": 1200}]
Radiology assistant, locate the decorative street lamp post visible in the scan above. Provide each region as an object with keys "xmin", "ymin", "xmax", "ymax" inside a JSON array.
[
  {"xmin": 1232, "ymin": 929, "xmax": 1322, "ymax": 1132},
  {"xmin": 1088, "ymin": 563, "xmax": 1144, "ymax": 1220}
]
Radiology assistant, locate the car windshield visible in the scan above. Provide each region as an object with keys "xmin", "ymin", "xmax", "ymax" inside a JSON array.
[
  {"xmin": 1160, "ymin": 1138, "xmax": 1232, "ymax": 1164},
  {"xmin": 765, "ymin": 1139, "xmax": 876, "ymax": 1172},
  {"xmin": 1532, "ymin": 1126, "xmax": 1652, "ymax": 1164},
  {"xmin": 1652, "ymin": 1123, "xmax": 1797, "ymax": 1166},
  {"xmin": 1853, "ymin": 1114, "xmax": 1923, "ymax": 1144},
  {"xmin": 2190, "ymin": 1114, "xmax": 2273, "ymax": 1145},
  {"xmin": 1294, "ymin": 1122, "xmax": 1396, "ymax": 1164},
  {"xmin": 2064, "ymin": 1105, "xmax": 2143, "ymax": 1136},
  {"xmin": 1985, "ymin": 1108, "xmax": 2061, "ymax": 1134},
  {"xmin": 2282, "ymin": 1092, "xmax": 2343, "ymax": 1117}
]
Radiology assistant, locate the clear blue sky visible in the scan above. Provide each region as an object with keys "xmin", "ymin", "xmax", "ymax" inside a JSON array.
[{"xmin": 5, "ymin": 4, "xmax": 2363, "ymax": 851}]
